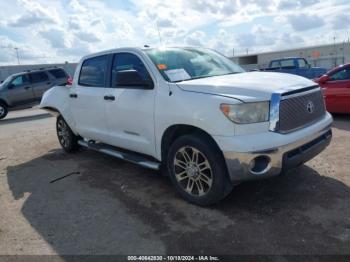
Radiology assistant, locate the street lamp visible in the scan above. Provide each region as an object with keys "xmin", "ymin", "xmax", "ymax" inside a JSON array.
[{"xmin": 14, "ymin": 47, "xmax": 20, "ymax": 65}]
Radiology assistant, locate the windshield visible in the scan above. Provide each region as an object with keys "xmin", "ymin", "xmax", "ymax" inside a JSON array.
[
  {"xmin": 1, "ymin": 75, "xmax": 14, "ymax": 87},
  {"xmin": 144, "ymin": 47, "xmax": 244, "ymax": 82}
]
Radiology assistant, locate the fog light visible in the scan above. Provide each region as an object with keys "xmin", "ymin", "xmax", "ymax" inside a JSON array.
[{"xmin": 249, "ymin": 156, "xmax": 271, "ymax": 175}]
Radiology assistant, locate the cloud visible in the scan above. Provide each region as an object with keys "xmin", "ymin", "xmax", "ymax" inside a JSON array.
[
  {"xmin": 288, "ymin": 14, "xmax": 325, "ymax": 31},
  {"xmin": 331, "ymin": 14, "xmax": 350, "ymax": 30},
  {"xmin": 7, "ymin": 0, "xmax": 58, "ymax": 27},
  {"xmin": 278, "ymin": 0, "xmax": 319, "ymax": 10},
  {"xmin": 0, "ymin": 0, "xmax": 348, "ymax": 64},
  {"xmin": 40, "ymin": 29, "xmax": 68, "ymax": 49},
  {"xmin": 185, "ymin": 31, "xmax": 206, "ymax": 46},
  {"xmin": 189, "ymin": 0, "xmax": 238, "ymax": 16},
  {"xmin": 75, "ymin": 31, "xmax": 100, "ymax": 43}
]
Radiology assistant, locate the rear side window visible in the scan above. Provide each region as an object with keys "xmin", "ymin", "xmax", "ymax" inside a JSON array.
[
  {"xmin": 79, "ymin": 55, "xmax": 108, "ymax": 87},
  {"xmin": 30, "ymin": 72, "xmax": 49, "ymax": 83},
  {"xmin": 270, "ymin": 61, "xmax": 280, "ymax": 68},
  {"xmin": 280, "ymin": 59, "xmax": 294, "ymax": 68},
  {"xmin": 48, "ymin": 69, "xmax": 67, "ymax": 78}
]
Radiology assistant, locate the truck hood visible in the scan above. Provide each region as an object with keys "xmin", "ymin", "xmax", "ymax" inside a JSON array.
[{"xmin": 176, "ymin": 71, "xmax": 317, "ymax": 102}]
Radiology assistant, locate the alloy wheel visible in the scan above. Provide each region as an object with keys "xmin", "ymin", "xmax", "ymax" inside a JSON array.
[
  {"xmin": 173, "ymin": 146, "xmax": 213, "ymax": 197},
  {"xmin": 0, "ymin": 105, "xmax": 4, "ymax": 117},
  {"xmin": 57, "ymin": 119, "xmax": 70, "ymax": 148}
]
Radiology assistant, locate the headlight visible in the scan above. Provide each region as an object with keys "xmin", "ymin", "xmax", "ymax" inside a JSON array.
[{"xmin": 220, "ymin": 102, "xmax": 270, "ymax": 124}]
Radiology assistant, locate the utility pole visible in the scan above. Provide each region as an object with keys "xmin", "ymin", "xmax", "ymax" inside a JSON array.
[{"xmin": 14, "ymin": 47, "xmax": 20, "ymax": 65}]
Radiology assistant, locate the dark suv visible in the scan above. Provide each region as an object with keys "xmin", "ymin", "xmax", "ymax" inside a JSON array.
[{"xmin": 0, "ymin": 68, "xmax": 69, "ymax": 119}]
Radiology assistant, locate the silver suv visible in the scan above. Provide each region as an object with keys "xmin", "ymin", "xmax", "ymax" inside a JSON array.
[{"xmin": 0, "ymin": 68, "xmax": 69, "ymax": 119}]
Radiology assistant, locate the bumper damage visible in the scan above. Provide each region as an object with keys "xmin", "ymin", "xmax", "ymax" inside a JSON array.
[{"xmin": 222, "ymin": 125, "xmax": 332, "ymax": 182}]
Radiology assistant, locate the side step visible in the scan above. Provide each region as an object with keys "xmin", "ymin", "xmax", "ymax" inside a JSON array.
[{"xmin": 78, "ymin": 140, "xmax": 160, "ymax": 170}]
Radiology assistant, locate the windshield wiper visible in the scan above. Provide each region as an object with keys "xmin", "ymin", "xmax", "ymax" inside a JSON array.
[
  {"xmin": 175, "ymin": 75, "xmax": 212, "ymax": 83},
  {"xmin": 173, "ymin": 72, "xmax": 242, "ymax": 83}
]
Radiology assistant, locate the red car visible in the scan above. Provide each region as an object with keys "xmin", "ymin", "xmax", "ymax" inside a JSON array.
[{"xmin": 315, "ymin": 63, "xmax": 350, "ymax": 113}]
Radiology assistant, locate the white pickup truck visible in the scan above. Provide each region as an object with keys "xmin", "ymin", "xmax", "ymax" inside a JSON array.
[{"xmin": 40, "ymin": 47, "xmax": 333, "ymax": 206}]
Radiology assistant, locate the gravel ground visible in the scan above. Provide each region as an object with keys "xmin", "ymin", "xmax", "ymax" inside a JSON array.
[{"xmin": 0, "ymin": 108, "xmax": 349, "ymax": 257}]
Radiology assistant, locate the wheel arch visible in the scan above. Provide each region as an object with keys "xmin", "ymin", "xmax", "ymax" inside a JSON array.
[
  {"xmin": 0, "ymin": 99, "xmax": 8, "ymax": 107},
  {"xmin": 41, "ymin": 106, "xmax": 60, "ymax": 116},
  {"xmin": 160, "ymin": 124, "xmax": 224, "ymax": 164}
]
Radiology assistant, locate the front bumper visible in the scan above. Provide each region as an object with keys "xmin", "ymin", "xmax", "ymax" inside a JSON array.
[{"xmin": 214, "ymin": 113, "xmax": 333, "ymax": 182}]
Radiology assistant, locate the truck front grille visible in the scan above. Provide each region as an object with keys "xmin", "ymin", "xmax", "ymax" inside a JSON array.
[{"xmin": 278, "ymin": 87, "xmax": 326, "ymax": 133}]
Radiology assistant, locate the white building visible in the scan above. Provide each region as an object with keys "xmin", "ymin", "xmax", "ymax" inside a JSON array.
[{"xmin": 231, "ymin": 42, "xmax": 350, "ymax": 71}]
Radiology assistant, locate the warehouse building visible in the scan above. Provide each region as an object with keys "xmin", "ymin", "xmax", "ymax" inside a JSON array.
[
  {"xmin": 0, "ymin": 62, "xmax": 77, "ymax": 82},
  {"xmin": 231, "ymin": 42, "xmax": 350, "ymax": 71}
]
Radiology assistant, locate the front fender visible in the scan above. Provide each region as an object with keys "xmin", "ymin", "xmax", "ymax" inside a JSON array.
[{"xmin": 40, "ymin": 86, "xmax": 75, "ymax": 131}]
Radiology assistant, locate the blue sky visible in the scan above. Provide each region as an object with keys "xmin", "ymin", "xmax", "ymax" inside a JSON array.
[{"xmin": 0, "ymin": 0, "xmax": 349, "ymax": 65}]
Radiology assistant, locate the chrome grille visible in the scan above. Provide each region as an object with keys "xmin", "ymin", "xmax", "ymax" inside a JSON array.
[{"xmin": 278, "ymin": 88, "xmax": 326, "ymax": 133}]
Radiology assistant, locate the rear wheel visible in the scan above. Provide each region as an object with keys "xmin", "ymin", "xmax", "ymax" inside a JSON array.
[
  {"xmin": 0, "ymin": 102, "xmax": 8, "ymax": 120},
  {"xmin": 167, "ymin": 134, "xmax": 233, "ymax": 206},
  {"xmin": 56, "ymin": 116, "xmax": 79, "ymax": 152}
]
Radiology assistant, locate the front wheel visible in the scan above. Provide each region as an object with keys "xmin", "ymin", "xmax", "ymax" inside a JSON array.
[
  {"xmin": 56, "ymin": 116, "xmax": 79, "ymax": 152},
  {"xmin": 0, "ymin": 102, "xmax": 8, "ymax": 120},
  {"xmin": 167, "ymin": 134, "xmax": 233, "ymax": 206}
]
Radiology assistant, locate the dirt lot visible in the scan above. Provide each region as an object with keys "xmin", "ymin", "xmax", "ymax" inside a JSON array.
[{"xmin": 0, "ymin": 108, "xmax": 349, "ymax": 256}]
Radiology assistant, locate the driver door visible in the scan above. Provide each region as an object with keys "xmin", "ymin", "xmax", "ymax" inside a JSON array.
[
  {"xmin": 104, "ymin": 52, "xmax": 156, "ymax": 156},
  {"xmin": 7, "ymin": 74, "xmax": 34, "ymax": 106},
  {"xmin": 323, "ymin": 67, "xmax": 350, "ymax": 113}
]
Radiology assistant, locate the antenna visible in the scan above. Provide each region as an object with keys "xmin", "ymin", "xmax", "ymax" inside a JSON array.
[{"xmin": 156, "ymin": 22, "xmax": 162, "ymax": 46}]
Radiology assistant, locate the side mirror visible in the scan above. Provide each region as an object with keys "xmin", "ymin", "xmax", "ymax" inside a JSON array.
[
  {"xmin": 318, "ymin": 75, "xmax": 329, "ymax": 83},
  {"xmin": 8, "ymin": 84, "xmax": 15, "ymax": 89},
  {"xmin": 115, "ymin": 70, "xmax": 153, "ymax": 89}
]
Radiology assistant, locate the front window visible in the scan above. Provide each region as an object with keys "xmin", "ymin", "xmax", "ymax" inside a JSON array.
[
  {"xmin": 11, "ymin": 75, "xmax": 30, "ymax": 87},
  {"xmin": 112, "ymin": 52, "xmax": 152, "ymax": 87},
  {"xmin": 297, "ymin": 59, "xmax": 308, "ymax": 68},
  {"xmin": 329, "ymin": 67, "xmax": 350, "ymax": 81},
  {"xmin": 144, "ymin": 47, "xmax": 244, "ymax": 82}
]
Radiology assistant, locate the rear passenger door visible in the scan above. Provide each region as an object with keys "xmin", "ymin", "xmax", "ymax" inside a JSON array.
[
  {"xmin": 30, "ymin": 71, "xmax": 52, "ymax": 99},
  {"xmin": 69, "ymin": 55, "xmax": 110, "ymax": 142}
]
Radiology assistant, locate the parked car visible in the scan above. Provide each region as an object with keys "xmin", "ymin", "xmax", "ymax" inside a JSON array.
[
  {"xmin": 315, "ymin": 63, "xmax": 350, "ymax": 113},
  {"xmin": 0, "ymin": 67, "xmax": 69, "ymax": 119},
  {"xmin": 260, "ymin": 57, "xmax": 327, "ymax": 79},
  {"xmin": 40, "ymin": 47, "xmax": 332, "ymax": 206}
]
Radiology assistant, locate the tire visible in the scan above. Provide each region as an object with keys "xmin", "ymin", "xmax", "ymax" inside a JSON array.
[
  {"xmin": 0, "ymin": 102, "xmax": 8, "ymax": 120},
  {"xmin": 56, "ymin": 116, "xmax": 79, "ymax": 152},
  {"xmin": 167, "ymin": 134, "xmax": 233, "ymax": 206}
]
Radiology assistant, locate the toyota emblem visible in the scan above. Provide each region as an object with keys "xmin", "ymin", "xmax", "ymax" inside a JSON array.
[{"xmin": 306, "ymin": 101, "xmax": 314, "ymax": 114}]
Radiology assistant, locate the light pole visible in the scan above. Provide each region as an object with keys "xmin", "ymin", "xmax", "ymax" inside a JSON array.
[{"xmin": 14, "ymin": 47, "xmax": 20, "ymax": 65}]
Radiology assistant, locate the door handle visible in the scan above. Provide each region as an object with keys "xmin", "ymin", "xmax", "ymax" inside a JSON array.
[
  {"xmin": 104, "ymin": 95, "xmax": 115, "ymax": 101},
  {"xmin": 69, "ymin": 93, "xmax": 78, "ymax": 98},
  {"xmin": 24, "ymin": 86, "xmax": 31, "ymax": 90}
]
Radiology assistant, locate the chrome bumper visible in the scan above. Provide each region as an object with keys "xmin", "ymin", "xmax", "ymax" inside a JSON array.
[{"xmin": 223, "ymin": 125, "xmax": 332, "ymax": 182}]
